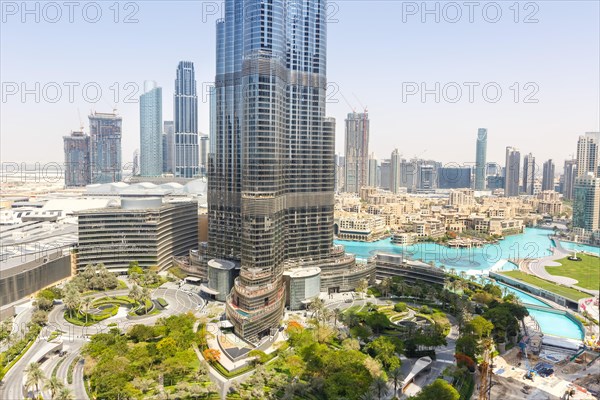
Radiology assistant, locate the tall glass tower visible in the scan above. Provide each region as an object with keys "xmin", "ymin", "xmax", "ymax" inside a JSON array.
[
  {"xmin": 174, "ymin": 61, "xmax": 199, "ymax": 178},
  {"xmin": 140, "ymin": 81, "xmax": 163, "ymax": 177},
  {"xmin": 344, "ymin": 112, "xmax": 370, "ymax": 193},
  {"xmin": 89, "ymin": 112, "xmax": 122, "ymax": 184},
  {"xmin": 209, "ymin": 0, "xmax": 372, "ymax": 342},
  {"xmin": 475, "ymin": 128, "xmax": 487, "ymax": 190},
  {"xmin": 504, "ymin": 147, "xmax": 521, "ymax": 197}
]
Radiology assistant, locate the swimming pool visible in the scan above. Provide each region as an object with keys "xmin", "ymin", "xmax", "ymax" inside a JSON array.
[
  {"xmin": 495, "ymin": 282, "xmax": 549, "ymax": 307},
  {"xmin": 558, "ymin": 241, "xmax": 600, "ymax": 256},
  {"xmin": 483, "ymin": 282, "xmax": 583, "ymax": 340},
  {"xmin": 336, "ymin": 228, "xmax": 554, "ymax": 272},
  {"xmin": 527, "ymin": 308, "xmax": 584, "ymax": 340}
]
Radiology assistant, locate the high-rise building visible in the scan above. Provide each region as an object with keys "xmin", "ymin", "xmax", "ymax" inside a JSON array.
[
  {"xmin": 486, "ymin": 162, "xmax": 500, "ymax": 177},
  {"xmin": 162, "ymin": 121, "xmax": 175, "ymax": 174},
  {"xmin": 573, "ymin": 174, "xmax": 600, "ymax": 232},
  {"xmin": 475, "ymin": 128, "xmax": 487, "ymax": 190},
  {"xmin": 210, "ymin": 0, "xmax": 372, "ymax": 342},
  {"xmin": 522, "ymin": 153, "xmax": 536, "ymax": 195},
  {"xmin": 89, "ymin": 112, "xmax": 122, "ymax": 184},
  {"xmin": 438, "ymin": 167, "xmax": 471, "ymax": 189},
  {"xmin": 335, "ymin": 154, "xmax": 345, "ymax": 192},
  {"xmin": 390, "ymin": 149, "xmax": 401, "ymax": 193},
  {"xmin": 400, "ymin": 159, "xmax": 417, "ymax": 191},
  {"xmin": 174, "ymin": 61, "xmax": 199, "ymax": 178},
  {"xmin": 199, "ymin": 133, "xmax": 209, "ymax": 176},
  {"xmin": 504, "ymin": 147, "xmax": 521, "ymax": 197},
  {"xmin": 562, "ymin": 159, "xmax": 578, "ymax": 200},
  {"xmin": 140, "ymin": 81, "xmax": 163, "ymax": 177},
  {"xmin": 417, "ymin": 164, "xmax": 436, "ymax": 191},
  {"xmin": 542, "ymin": 159, "xmax": 555, "ymax": 191},
  {"xmin": 368, "ymin": 155, "xmax": 378, "ymax": 188},
  {"xmin": 379, "ymin": 159, "xmax": 391, "ymax": 191},
  {"xmin": 63, "ymin": 131, "xmax": 90, "ymax": 187},
  {"xmin": 344, "ymin": 112, "xmax": 370, "ymax": 193},
  {"xmin": 576, "ymin": 132, "xmax": 599, "ymax": 177}
]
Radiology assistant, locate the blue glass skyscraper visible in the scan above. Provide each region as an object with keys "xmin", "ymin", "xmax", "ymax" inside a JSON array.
[
  {"xmin": 174, "ymin": 61, "xmax": 199, "ymax": 178},
  {"xmin": 140, "ymin": 81, "xmax": 163, "ymax": 177}
]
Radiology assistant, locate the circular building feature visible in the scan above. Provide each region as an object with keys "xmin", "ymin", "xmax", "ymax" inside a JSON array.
[{"xmin": 283, "ymin": 267, "xmax": 321, "ymax": 311}]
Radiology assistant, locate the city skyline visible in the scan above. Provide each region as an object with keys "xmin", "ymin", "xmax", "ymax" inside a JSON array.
[{"xmin": 2, "ymin": 2, "xmax": 598, "ymax": 167}]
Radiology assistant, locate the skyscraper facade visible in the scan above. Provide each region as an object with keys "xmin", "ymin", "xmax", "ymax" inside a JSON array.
[
  {"xmin": 562, "ymin": 159, "xmax": 577, "ymax": 200},
  {"xmin": 344, "ymin": 112, "xmax": 370, "ymax": 193},
  {"xmin": 199, "ymin": 133, "xmax": 209, "ymax": 176},
  {"xmin": 542, "ymin": 159, "xmax": 555, "ymax": 191},
  {"xmin": 438, "ymin": 167, "xmax": 471, "ymax": 189},
  {"xmin": 522, "ymin": 153, "xmax": 536, "ymax": 195},
  {"xmin": 390, "ymin": 149, "xmax": 401, "ymax": 193},
  {"xmin": 379, "ymin": 159, "xmax": 391, "ymax": 191},
  {"xmin": 368, "ymin": 155, "xmax": 378, "ymax": 188},
  {"xmin": 140, "ymin": 82, "xmax": 163, "ymax": 177},
  {"xmin": 89, "ymin": 112, "xmax": 122, "ymax": 184},
  {"xmin": 209, "ymin": 0, "xmax": 371, "ymax": 342},
  {"xmin": 573, "ymin": 174, "xmax": 600, "ymax": 232},
  {"xmin": 163, "ymin": 121, "xmax": 175, "ymax": 174},
  {"xmin": 63, "ymin": 131, "xmax": 90, "ymax": 187},
  {"xmin": 576, "ymin": 132, "xmax": 599, "ymax": 177},
  {"xmin": 504, "ymin": 147, "xmax": 521, "ymax": 197},
  {"xmin": 174, "ymin": 61, "xmax": 199, "ymax": 178},
  {"xmin": 475, "ymin": 128, "xmax": 487, "ymax": 190}
]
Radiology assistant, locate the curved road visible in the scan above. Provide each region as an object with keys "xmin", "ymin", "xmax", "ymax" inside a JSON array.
[{"xmin": 0, "ymin": 283, "xmax": 203, "ymax": 400}]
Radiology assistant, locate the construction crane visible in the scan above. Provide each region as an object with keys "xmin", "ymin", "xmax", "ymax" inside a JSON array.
[
  {"xmin": 77, "ymin": 108, "xmax": 84, "ymax": 132},
  {"xmin": 478, "ymin": 338, "xmax": 494, "ymax": 400}
]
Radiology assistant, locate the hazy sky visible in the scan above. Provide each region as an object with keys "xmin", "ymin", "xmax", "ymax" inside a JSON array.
[{"xmin": 1, "ymin": 1, "xmax": 598, "ymax": 171}]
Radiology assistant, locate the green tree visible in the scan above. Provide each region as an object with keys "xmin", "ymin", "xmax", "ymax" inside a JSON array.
[
  {"xmin": 80, "ymin": 296, "xmax": 93, "ymax": 324},
  {"xmin": 365, "ymin": 336, "xmax": 401, "ymax": 371},
  {"xmin": 468, "ymin": 315, "xmax": 494, "ymax": 339},
  {"xmin": 412, "ymin": 379, "xmax": 460, "ymax": 400},
  {"xmin": 25, "ymin": 362, "xmax": 46, "ymax": 395},
  {"xmin": 44, "ymin": 375, "xmax": 64, "ymax": 399},
  {"xmin": 371, "ymin": 376, "xmax": 389, "ymax": 400},
  {"xmin": 55, "ymin": 387, "xmax": 74, "ymax": 400},
  {"xmin": 156, "ymin": 337, "xmax": 178, "ymax": 359},
  {"xmin": 389, "ymin": 366, "xmax": 404, "ymax": 396},
  {"xmin": 63, "ymin": 285, "xmax": 81, "ymax": 319}
]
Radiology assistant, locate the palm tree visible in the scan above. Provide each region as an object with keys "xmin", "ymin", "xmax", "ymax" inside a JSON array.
[
  {"xmin": 370, "ymin": 377, "xmax": 389, "ymax": 400},
  {"xmin": 141, "ymin": 287, "xmax": 151, "ymax": 312},
  {"xmin": 356, "ymin": 278, "xmax": 369, "ymax": 299},
  {"xmin": 25, "ymin": 362, "xmax": 46, "ymax": 397},
  {"xmin": 389, "ymin": 367, "xmax": 403, "ymax": 396},
  {"xmin": 358, "ymin": 390, "xmax": 376, "ymax": 400},
  {"xmin": 55, "ymin": 387, "xmax": 74, "ymax": 400},
  {"xmin": 63, "ymin": 285, "xmax": 80, "ymax": 319},
  {"xmin": 333, "ymin": 308, "xmax": 342, "ymax": 327},
  {"xmin": 380, "ymin": 277, "xmax": 392, "ymax": 297},
  {"xmin": 129, "ymin": 284, "xmax": 142, "ymax": 305},
  {"xmin": 44, "ymin": 376, "xmax": 64, "ymax": 399},
  {"xmin": 308, "ymin": 297, "xmax": 325, "ymax": 320},
  {"xmin": 80, "ymin": 297, "xmax": 93, "ymax": 324}
]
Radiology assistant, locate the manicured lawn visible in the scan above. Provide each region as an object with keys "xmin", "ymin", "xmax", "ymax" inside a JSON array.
[
  {"xmin": 546, "ymin": 254, "xmax": 600, "ymax": 290},
  {"xmin": 501, "ymin": 271, "xmax": 590, "ymax": 301}
]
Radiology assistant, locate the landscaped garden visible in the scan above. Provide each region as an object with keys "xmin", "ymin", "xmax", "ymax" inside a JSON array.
[
  {"xmin": 545, "ymin": 254, "xmax": 600, "ymax": 290},
  {"xmin": 501, "ymin": 270, "xmax": 590, "ymax": 301},
  {"xmin": 82, "ymin": 313, "xmax": 218, "ymax": 399}
]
